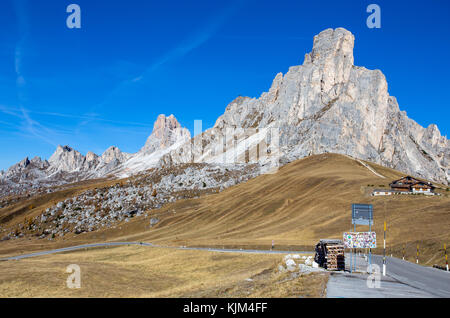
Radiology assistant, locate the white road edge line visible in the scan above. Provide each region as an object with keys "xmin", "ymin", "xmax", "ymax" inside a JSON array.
[{"xmin": 0, "ymin": 242, "xmax": 312, "ymax": 261}]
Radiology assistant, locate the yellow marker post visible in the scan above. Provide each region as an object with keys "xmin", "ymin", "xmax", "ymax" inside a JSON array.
[{"xmin": 445, "ymin": 243, "xmax": 448, "ymax": 272}]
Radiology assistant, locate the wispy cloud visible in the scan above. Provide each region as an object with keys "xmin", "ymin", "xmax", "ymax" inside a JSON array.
[
  {"xmin": 81, "ymin": 0, "xmax": 245, "ymax": 126},
  {"xmin": 0, "ymin": 104, "xmax": 58, "ymax": 144},
  {"xmin": 9, "ymin": 0, "xmax": 60, "ymax": 146},
  {"xmin": 220, "ymin": 35, "xmax": 310, "ymax": 41},
  {"xmin": 19, "ymin": 106, "xmax": 58, "ymax": 145},
  {"xmin": 13, "ymin": 0, "xmax": 28, "ymax": 88},
  {"xmin": 4, "ymin": 0, "xmax": 246, "ymax": 156},
  {"xmin": 135, "ymin": 1, "xmax": 244, "ymax": 80},
  {"xmin": 0, "ymin": 105, "xmax": 153, "ymax": 128},
  {"xmin": 0, "ymin": 119, "xmax": 18, "ymax": 129}
]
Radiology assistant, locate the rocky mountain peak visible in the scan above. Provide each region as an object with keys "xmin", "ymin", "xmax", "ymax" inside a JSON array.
[
  {"xmin": 5, "ymin": 157, "xmax": 30, "ymax": 176},
  {"xmin": 30, "ymin": 156, "xmax": 43, "ymax": 163},
  {"xmin": 85, "ymin": 151, "xmax": 99, "ymax": 164},
  {"xmin": 101, "ymin": 146, "xmax": 127, "ymax": 164},
  {"xmin": 49, "ymin": 145, "xmax": 71, "ymax": 159},
  {"xmin": 163, "ymin": 27, "xmax": 449, "ymax": 185},
  {"xmin": 29, "ymin": 156, "xmax": 49, "ymax": 169},
  {"xmin": 48, "ymin": 145, "xmax": 85, "ymax": 172},
  {"xmin": 152, "ymin": 114, "xmax": 180, "ymax": 138},
  {"xmin": 141, "ymin": 114, "xmax": 191, "ymax": 154},
  {"xmin": 18, "ymin": 157, "xmax": 30, "ymax": 168},
  {"xmin": 2, "ymin": 155, "xmax": 50, "ymax": 183},
  {"xmin": 59, "ymin": 145, "xmax": 73, "ymax": 152},
  {"xmin": 308, "ymin": 28, "xmax": 354, "ymax": 65}
]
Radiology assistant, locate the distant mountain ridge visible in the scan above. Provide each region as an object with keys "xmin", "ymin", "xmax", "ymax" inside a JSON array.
[
  {"xmin": 1, "ymin": 27, "xmax": 448, "ymax": 197},
  {"xmin": 0, "ymin": 114, "xmax": 190, "ymax": 197}
]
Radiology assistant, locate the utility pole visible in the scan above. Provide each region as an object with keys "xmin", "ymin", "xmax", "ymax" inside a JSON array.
[{"xmin": 383, "ymin": 221, "xmax": 386, "ymax": 276}]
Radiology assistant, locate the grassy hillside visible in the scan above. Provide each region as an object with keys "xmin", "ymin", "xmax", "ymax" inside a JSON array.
[{"xmin": 1, "ymin": 153, "xmax": 449, "ymax": 266}]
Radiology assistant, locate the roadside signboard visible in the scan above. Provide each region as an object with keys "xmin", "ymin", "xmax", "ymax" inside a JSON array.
[
  {"xmin": 343, "ymin": 232, "xmax": 377, "ymax": 248},
  {"xmin": 351, "ymin": 204, "xmax": 373, "ymax": 225}
]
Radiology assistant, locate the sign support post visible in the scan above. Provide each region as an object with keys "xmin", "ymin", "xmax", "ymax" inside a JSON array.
[
  {"xmin": 349, "ymin": 232, "xmax": 352, "ymax": 274},
  {"xmin": 351, "ymin": 204, "xmax": 374, "ymax": 273}
]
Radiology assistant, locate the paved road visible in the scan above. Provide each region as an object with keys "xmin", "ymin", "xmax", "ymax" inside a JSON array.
[
  {"xmin": 371, "ymin": 255, "xmax": 450, "ymax": 298},
  {"xmin": 0, "ymin": 241, "xmax": 311, "ymax": 261},
  {"xmin": 327, "ymin": 272, "xmax": 435, "ymax": 298},
  {"xmin": 327, "ymin": 253, "xmax": 450, "ymax": 298}
]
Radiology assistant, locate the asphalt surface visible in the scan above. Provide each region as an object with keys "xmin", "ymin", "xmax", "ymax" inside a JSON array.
[
  {"xmin": 327, "ymin": 253, "xmax": 450, "ymax": 298},
  {"xmin": 371, "ymin": 254, "xmax": 450, "ymax": 298},
  {"xmin": 0, "ymin": 241, "xmax": 311, "ymax": 261},
  {"xmin": 327, "ymin": 272, "xmax": 435, "ymax": 298}
]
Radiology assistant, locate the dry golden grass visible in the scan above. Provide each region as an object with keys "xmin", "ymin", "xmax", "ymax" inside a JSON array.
[
  {"xmin": 1, "ymin": 154, "xmax": 449, "ymax": 266},
  {"xmin": 0, "ymin": 246, "xmax": 325, "ymax": 298}
]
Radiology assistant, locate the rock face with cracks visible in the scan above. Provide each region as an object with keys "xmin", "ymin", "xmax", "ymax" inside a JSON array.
[{"xmin": 161, "ymin": 28, "xmax": 449, "ymax": 185}]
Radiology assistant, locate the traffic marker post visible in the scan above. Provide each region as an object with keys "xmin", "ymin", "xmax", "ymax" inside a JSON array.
[
  {"xmin": 402, "ymin": 244, "xmax": 405, "ymax": 261},
  {"xmin": 445, "ymin": 243, "xmax": 448, "ymax": 272},
  {"xmin": 416, "ymin": 244, "xmax": 419, "ymax": 264}
]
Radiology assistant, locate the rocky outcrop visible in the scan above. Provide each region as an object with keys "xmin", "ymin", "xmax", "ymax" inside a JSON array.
[
  {"xmin": 48, "ymin": 145, "xmax": 85, "ymax": 173},
  {"xmin": 111, "ymin": 114, "xmax": 191, "ymax": 177},
  {"xmin": 3, "ymin": 156, "xmax": 50, "ymax": 182},
  {"xmin": 141, "ymin": 114, "xmax": 190, "ymax": 154},
  {"xmin": 3, "ymin": 162, "xmax": 260, "ymax": 238},
  {"xmin": 161, "ymin": 28, "xmax": 449, "ymax": 185},
  {"xmin": 44, "ymin": 144, "xmax": 130, "ymax": 176},
  {"xmin": 101, "ymin": 146, "xmax": 129, "ymax": 164}
]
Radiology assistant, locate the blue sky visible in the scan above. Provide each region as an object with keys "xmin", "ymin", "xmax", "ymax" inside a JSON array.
[{"xmin": 1, "ymin": 0, "xmax": 449, "ymax": 170}]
